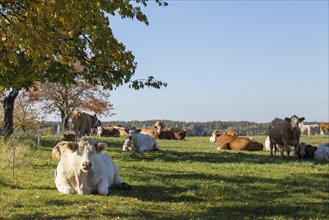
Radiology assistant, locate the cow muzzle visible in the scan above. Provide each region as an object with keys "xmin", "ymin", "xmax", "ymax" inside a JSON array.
[{"xmin": 82, "ymin": 162, "xmax": 92, "ymax": 171}]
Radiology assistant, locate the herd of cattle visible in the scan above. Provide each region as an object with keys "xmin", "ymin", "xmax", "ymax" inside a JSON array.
[{"xmin": 52, "ymin": 112, "xmax": 329, "ymax": 196}]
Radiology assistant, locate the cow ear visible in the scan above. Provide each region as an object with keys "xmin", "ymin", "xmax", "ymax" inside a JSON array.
[
  {"xmin": 52, "ymin": 143, "xmax": 62, "ymax": 160},
  {"xmin": 284, "ymin": 117, "xmax": 290, "ymax": 122},
  {"xmin": 96, "ymin": 142, "xmax": 108, "ymax": 153},
  {"xmin": 66, "ymin": 142, "xmax": 79, "ymax": 152},
  {"xmin": 299, "ymin": 117, "xmax": 305, "ymax": 123}
]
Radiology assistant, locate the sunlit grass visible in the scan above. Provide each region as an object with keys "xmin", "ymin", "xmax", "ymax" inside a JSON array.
[{"xmin": 0, "ymin": 135, "xmax": 328, "ymax": 219}]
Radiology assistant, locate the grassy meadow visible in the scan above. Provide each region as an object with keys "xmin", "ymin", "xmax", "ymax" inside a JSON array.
[{"xmin": 1, "ymin": 135, "xmax": 329, "ymax": 219}]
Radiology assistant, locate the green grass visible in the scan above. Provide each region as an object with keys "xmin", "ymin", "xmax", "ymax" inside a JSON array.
[{"xmin": 1, "ymin": 135, "xmax": 329, "ymax": 219}]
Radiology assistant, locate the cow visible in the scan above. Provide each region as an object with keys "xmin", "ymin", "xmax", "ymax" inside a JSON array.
[
  {"xmin": 268, "ymin": 115, "xmax": 305, "ymax": 158},
  {"xmin": 139, "ymin": 127, "xmax": 159, "ymax": 139},
  {"xmin": 314, "ymin": 143, "xmax": 329, "ymax": 162},
  {"xmin": 296, "ymin": 142, "xmax": 318, "ymax": 159},
  {"xmin": 154, "ymin": 121, "xmax": 185, "ymax": 140},
  {"xmin": 122, "ymin": 132, "xmax": 158, "ymax": 152},
  {"xmin": 154, "ymin": 121, "xmax": 165, "ymax": 130},
  {"xmin": 52, "ymin": 137, "xmax": 131, "ymax": 195},
  {"xmin": 209, "ymin": 129, "xmax": 239, "ymax": 143},
  {"xmin": 320, "ymin": 123, "xmax": 329, "ymax": 135},
  {"xmin": 297, "ymin": 142, "xmax": 329, "ymax": 162},
  {"xmin": 174, "ymin": 130, "xmax": 186, "ymax": 140},
  {"xmin": 96, "ymin": 126, "xmax": 120, "ymax": 137},
  {"xmin": 157, "ymin": 128, "xmax": 175, "ymax": 140},
  {"xmin": 264, "ymin": 136, "xmax": 288, "ymax": 152},
  {"xmin": 71, "ymin": 111, "xmax": 101, "ymax": 137},
  {"xmin": 299, "ymin": 123, "xmax": 319, "ymax": 138},
  {"xmin": 216, "ymin": 134, "xmax": 263, "ymax": 151},
  {"xmin": 113, "ymin": 125, "xmax": 129, "ymax": 137}
]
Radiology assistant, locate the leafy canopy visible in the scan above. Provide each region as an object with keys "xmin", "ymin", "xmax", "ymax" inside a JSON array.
[{"xmin": 0, "ymin": 0, "xmax": 167, "ymax": 91}]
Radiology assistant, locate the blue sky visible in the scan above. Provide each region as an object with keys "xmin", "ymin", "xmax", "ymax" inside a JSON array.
[{"xmin": 103, "ymin": 0, "xmax": 328, "ymax": 123}]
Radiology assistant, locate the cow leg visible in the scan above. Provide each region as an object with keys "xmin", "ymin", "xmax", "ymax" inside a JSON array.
[
  {"xmin": 270, "ymin": 141, "xmax": 274, "ymax": 156},
  {"xmin": 97, "ymin": 181, "xmax": 109, "ymax": 196},
  {"xmin": 282, "ymin": 140, "xmax": 290, "ymax": 158},
  {"xmin": 56, "ymin": 183, "xmax": 75, "ymax": 194}
]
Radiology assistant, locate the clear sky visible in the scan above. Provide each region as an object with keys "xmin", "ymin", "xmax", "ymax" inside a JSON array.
[{"xmin": 101, "ymin": 0, "xmax": 328, "ymax": 123}]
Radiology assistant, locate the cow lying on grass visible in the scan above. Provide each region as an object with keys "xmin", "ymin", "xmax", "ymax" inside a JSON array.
[
  {"xmin": 297, "ymin": 142, "xmax": 329, "ymax": 162},
  {"xmin": 122, "ymin": 132, "xmax": 158, "ymax": 152},
  {"xmin": 216, "ymin": 134, "xmax": 263, "ymax": 151},
  {"xmin": 52, "ymin": 137, "xmax": 131, "ymax": 195}
]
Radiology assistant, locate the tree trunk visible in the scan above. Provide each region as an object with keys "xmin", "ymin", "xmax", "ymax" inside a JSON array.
[
  {"xmin": 3, "ymin": 89, "xmax": 19, "ymax": 138},
  {"xmin": 60, "ymin": 110, "xmax": 70, "ymax": 131}
]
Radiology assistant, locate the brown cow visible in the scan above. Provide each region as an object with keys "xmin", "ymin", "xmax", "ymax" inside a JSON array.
[
  {"xmin": 139, "ymin": 128, "xmax": 159, "ymax": 139},
  {"xmin": 173, "ymin": 130, "xmax": 186, "ymax": 140},
  {"xmin": 71, "ymin": 111, "xmax": 101, "ymax": 137},
  {"xmin": 210, "ymin": 129, "xmax": 238, "ymax": 143},
  {"xmin": 113, "ymin": 125, "xmax": 129, "ymax": 137},
  {"xmin": 154, "ymin": 121, "xmax": 165, "ymax": 130},
  {"xmin": 157, "ymin": 128, "xmax": 175, "ymax": 140},
  {"xmin": 320, "ymin": 122, "xmax": 329, "ymax": 135},
  {"xmin": 216, "ymin": 134, "xmax": 263, "ymax": 151},
  {"xmin": 96, "ymin": 126, "xmax": 120, "ymax": 137},
  {"xmin": 269, "ymin": 115, "xmax": 305, "ymax": 158}
]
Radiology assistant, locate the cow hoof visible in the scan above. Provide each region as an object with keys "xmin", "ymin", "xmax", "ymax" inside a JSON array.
[{"xmin": 120, "ymin": 182, "xmax": 132, "ymax": 191}]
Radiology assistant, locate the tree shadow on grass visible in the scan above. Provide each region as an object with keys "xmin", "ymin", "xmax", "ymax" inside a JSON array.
[{"xmin": 122, "ymin": 149, "xmax": 298, "ymax": 165}]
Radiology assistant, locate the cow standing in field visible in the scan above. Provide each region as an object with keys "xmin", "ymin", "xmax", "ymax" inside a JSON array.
[
  {"xmin": 52, "ymin": 137, "xmax": 131, "ymax": 195},
  {"xmin": 216, "ymin": 134, "xmax": 263, "ymax": 151},
  {"xmin": 268, "ymin": 115, "xmax": 305, "ymax": 158},
  {"xmin": 299, "ymin": 123, "xmax": 319, "ymax": 138},
  {"xmin": 71, "ymin": 111, "xmax": 101, "ymax": 137}
]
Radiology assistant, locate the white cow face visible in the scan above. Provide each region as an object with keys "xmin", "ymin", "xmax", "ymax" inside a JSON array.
[
  {"xmin": 209, "ymin": 130, "xmax": 219, "ymax": 143},
  {"xmin": 97, "ymin": 126, "xmax": 103, "ymax": 137},
  {"xmin": 285, "ymin": 115, "xmax": 305, "ymax": 131},
  {"xmin": 122, "ymin": 135, "xmax": 137, "ymax": 152},
  {"xmin": 77, "ymin": 137, "xmax": 108, "ymax": 172}
]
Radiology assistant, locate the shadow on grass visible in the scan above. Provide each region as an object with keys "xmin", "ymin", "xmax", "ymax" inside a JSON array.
[{"xmin": 121, "ymin": 149, "xmax": 298, "ymax": 165}]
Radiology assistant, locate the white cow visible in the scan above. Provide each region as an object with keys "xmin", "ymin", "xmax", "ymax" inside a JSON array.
[
  {"xmin": 122, "ymin": 133, "xmax": 158, "ymax": 152},
  {"xmin": 299, "ymin": 123, "xmax": 319, "ymax": 138},
  {"xmin": 314, "ymin": 143, "xmax": 329, "ymax": 162},
  {"xmin": 264, "ymin": 136, "xmax": 291, "ymax": 152},
  {"xmin": 52, "ymin": 137, "xmax": 131, "ymax": 195}
]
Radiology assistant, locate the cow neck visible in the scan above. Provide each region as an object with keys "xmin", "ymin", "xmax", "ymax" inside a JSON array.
[{"xmin": 75, "ymin": 169, "xmax": 89, "ymax": 195}]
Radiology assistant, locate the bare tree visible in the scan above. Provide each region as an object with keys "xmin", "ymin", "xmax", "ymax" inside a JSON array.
[{"xmin": 30, "ymin": 81, "xmax": 115, "ymax": 130}]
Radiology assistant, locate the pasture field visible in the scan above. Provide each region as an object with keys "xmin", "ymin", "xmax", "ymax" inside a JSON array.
[{"xmin": 1, "ymin": 135, "xmax": 329, "ymax": 219}]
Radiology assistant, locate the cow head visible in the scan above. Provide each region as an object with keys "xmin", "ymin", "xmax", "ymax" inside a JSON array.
[
  {"xmin": 285, "ymin": 115, "xmax": 305, "ymax": 131},
  {"xmin": 122, "ymin": 134, "xmax": 137, "ymax": 152},
  {"xmin": 154, "ymin": 121, "xmax": 165, "ymax": 133},
  {"xmin": 210, "ymin": 130, "xmax": 219, "ymax": 143},
  {"xmin": 52, "ymin": 137, "xmax": 107, "ymax": 172},
  {"xmin": 97, "ymin": 126, "xmax": 104, "ymax": 137},
  {"xmin": 296, "ymin": 142, "xmax": 307, "ymax": 159},
  {"xmin": 77, "ymin": 137, "xmax": 107, "ymax": 172},
  {"xmin": 92, "ymin": 115, "xmax": 101, "ymax": 128}
]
